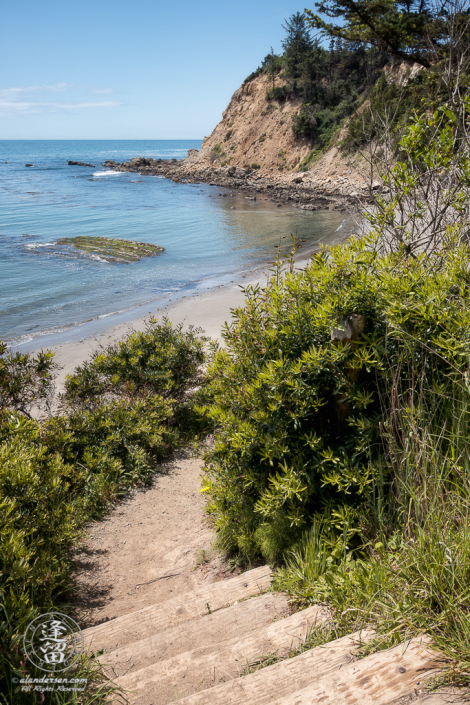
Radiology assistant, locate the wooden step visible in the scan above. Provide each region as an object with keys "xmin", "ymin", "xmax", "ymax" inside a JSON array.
[
  {"xmin": 265, "ymin": 636, "xmax": 442, "ymax": 705},
  {"xmin": 172, "ymin": 628, "xmax": 375, "ymax": 705},
  {"xmin": 83, "ymin": 566, "xmax": 271, "ymax": 653},
  {"xmin": 116, "ymin": 604, "xmax": 329, "ymax": 705},
  {"xmin": 99, "ymin": 592, "xmax": 289, "ymax": 676}
]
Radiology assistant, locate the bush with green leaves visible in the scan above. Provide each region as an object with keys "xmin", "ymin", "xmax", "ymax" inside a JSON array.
[
  {"xmin": 266, "ymin": 85, "xmax": 289, "ymax": 102},
  {"xmin": 199, "ymin": 237, "xmax": 470, "ymax": 563},
  {"xmin": 64, "ymin": 317, "xmax": 206, "ymax": 407},
  {"xmin": 274, "ymin": 375, "xmax": 470, "ymax": 685},
  {"xmin": 0, "ymin": 342, "xmax": 57, "ymax": 418}
]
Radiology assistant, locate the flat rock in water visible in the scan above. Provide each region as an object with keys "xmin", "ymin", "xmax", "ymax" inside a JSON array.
[{"xmin": 57, "ymin": 236, "xmax": 164, "ymax": 263}]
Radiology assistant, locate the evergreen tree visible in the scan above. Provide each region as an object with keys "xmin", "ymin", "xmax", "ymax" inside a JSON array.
[
  {"xmin": 262, "ymin": 46, "xmax": 281, "ymax": 90},
  {"xmin": 282, "ymin": 12, "xmax": 314, "ymax": 80},
  {"xmin": 304, "ymin": 0, "xmax": 463, "ymax": 68}
]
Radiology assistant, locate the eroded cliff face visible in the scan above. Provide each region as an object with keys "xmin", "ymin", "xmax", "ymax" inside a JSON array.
[
  {"xmin": 105, "ymin": 63, "xmax": 423, "ymax": 205},
  {"xmin": 183, "ymin": 62, "xmax": 422, "ymax": 196},
  {"xmin": 184, "ymin": 74, "xmax": 312, "ymax": 175},
  {"xmin": 183, "ymin": 73, "xmax": 372, "ymax": 194}
]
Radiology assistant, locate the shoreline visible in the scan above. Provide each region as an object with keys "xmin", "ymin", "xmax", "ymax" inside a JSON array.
[{"xmin": 102, "ymin": 157, "xmax": 373, "ymax": 211}]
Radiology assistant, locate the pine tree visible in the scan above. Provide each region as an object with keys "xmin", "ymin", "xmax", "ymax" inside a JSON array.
[
  {"xmin": 282, "ymin": 12, "xmax": 314, "ymax": 80},
  {"xmin": 304, "ymin": 0, "xmax": 463, "ymax": 68},
  {"xmin": 262, "ymin": 47, "xmax": 280, "ymax": 90}
]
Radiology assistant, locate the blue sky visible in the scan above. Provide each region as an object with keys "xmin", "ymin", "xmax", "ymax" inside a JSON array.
[{"xmin": 1, "ymin": 0, "xmax": 315, "ymax": 139}]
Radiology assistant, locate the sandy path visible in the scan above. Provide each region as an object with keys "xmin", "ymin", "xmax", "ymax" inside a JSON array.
[{"xmin": 71, "ymin": 449, "xmax": 229, "ymax": 629}]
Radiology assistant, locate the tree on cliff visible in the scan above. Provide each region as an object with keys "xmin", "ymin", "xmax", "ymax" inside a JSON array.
[
  {"xmin": 304, "ymin": 0, "xmax": 468, "ymax": 68},
  {"xmin": 262, "ymin": 47, "xmax": 282, "ymax": 89},
  {"xmin": 282, "ymin": 12, "xmax": 315, "ymax": 79}
]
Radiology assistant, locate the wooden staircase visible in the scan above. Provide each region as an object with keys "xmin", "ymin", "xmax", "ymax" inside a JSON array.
[{"xmin": 82, "ymin": 566, "xmax": 462, "ymax": 705}]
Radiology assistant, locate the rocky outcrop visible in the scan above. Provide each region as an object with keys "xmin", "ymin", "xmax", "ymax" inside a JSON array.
[
  {"xmin": 101, "ymin": 157, "xmax": 357, "ymax": 211},
  {"xmin": 182, "ymin": 73, "xmax": 375, "ymax": 198},
  {"xmin": 68, "ymin": 160, "xmax": 96, "ymax": 167},
  {"xmin": 183, "ymin": 74, "xmax": 310, "ymax": 175}
]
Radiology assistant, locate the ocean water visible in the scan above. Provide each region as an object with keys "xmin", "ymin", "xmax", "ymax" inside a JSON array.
[{"xmin": 0, "ymin": 140, "xmax": 355, "ymax": 350}]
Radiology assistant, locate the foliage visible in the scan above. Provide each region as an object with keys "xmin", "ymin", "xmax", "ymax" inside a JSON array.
[
  {"xmin": 0, "ymin": 342, "xmax": 57, "ymax": 418},
  {"xmin": 210, "ymin": 143, "xmax": 226, "ymax": 163},
  {"xmin": 0, "ymin": 320, "xmax": 207, "ymax": 703},
  {"xmin": 305, "ymin": 0, "xmax": 463, "ymax": 68},
  {"xmin": 198, "ymin": 232, "xmax": 470, "ymax": 563},
  {"xmin": 282, "ymin": 12, "xmax": 315, "ymax": 80},
  {"xmin": 244, "ymin": 66, "xmax": 264, "ymax": 83},
  {"xmin": 363, "ymin": 100, "xmax": 470, "ymax": 257},
  {"xmin": 261, "ymin": 47, "xmax": 283, "ymax": 90},
  {"xmin": 250, "ymin": 163, "xmax": 261, "ymax": 170},
  {"xmin": 274, "ymin": 377, "xmax": 470, "ymax": 686},
  {"xmin": 64, "ymin": 318, "xmax": 206, "ymax": 407},
  {"xmin": 251, "ymin": 12, "xmax": 389, "ymax": 151},
  {"xmin": 341, "ymin": 68, "xmax": 429, "ymax": 149},
  {"xmin": 266, "ymin": 85, "xmax": 289, "ymax": 102}
]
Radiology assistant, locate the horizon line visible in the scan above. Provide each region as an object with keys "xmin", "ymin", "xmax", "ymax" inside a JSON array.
[{"xmin": 0, "ymin": 138, "xmax": 203, "ymax": 141}]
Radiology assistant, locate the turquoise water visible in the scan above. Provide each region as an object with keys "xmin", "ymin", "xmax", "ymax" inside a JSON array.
[{"xmin": 0, "ymin": 140, "xmax": 354, "ymax": 349}]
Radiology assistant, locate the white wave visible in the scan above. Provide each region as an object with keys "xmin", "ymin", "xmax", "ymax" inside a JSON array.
[
  {"xmin": 92, "ymin": 170, "xmax": 125, "ymax": 177},
  {"xmin": 90, "ymin": 254, "xmax": 109, "ymax": 263},
  {"xmin": 25, "ymin": 242, "xmax": 57, "ymax": 248}
]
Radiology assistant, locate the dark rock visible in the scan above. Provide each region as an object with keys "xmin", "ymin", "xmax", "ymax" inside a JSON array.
[
  {"xmin": 25, "ymin": 164, "xmax": 34, "ymax": 167},
  {"xmin": 68, "ymin": 161, "xmax": 95, "ymax": 167}
]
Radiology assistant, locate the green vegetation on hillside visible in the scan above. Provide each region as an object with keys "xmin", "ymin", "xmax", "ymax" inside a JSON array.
[
  {"xmin": 248, "ymin": 3, "xmax": 470, "ymax": 158},
  {"xmin": 249, "ymin": 12, "xmax": 389, "ymax": 151}
]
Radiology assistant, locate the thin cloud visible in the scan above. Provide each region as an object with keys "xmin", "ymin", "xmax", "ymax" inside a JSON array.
[
  {"xmin": 0, "ymin": 83, "xmax": 72, "ymax": 97},
  {"xmin": 57, "ymin": 101, "xmax": 122, "ymax": 109},
  {"xmin": 90, "ymin": 88, "xmax": 113, "ymax": 94},
  {"xmin": 0, "ymin": 84, "xmax": 122, "ymax": 117}
]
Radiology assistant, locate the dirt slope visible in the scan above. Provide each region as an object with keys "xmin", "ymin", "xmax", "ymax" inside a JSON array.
[{"xmin": 184, "ymin": 74, "xmax": 312, "ymax": 176}]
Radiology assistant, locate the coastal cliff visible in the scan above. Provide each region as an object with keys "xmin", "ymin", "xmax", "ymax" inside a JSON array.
[
  {"xmin": 104, "ymin": 60, "xmax": 423, "ymax": 209},
  {"xmin": 184, "ymin": 74, "xmax": 310, "ymax": 175},
  {"xmin": 181, "ymin": 70, "xmax": 380, "ymax": 196}
]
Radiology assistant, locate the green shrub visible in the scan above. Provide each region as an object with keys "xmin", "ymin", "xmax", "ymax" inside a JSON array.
[
  {"xmin": 199, "ymin": 237, "xmax": 470, "ymax": 563},
  {"xmin": 64, "ymin": 317, "xmax": 206, "ymax": 407},
  {"xmin": 266, "ymin": 86, "xmax": 289, "ymax": 102},
  {"xmin": 0, "ymin": 342, "xmax": 57, "ymax": 417},
  {"xmin": 250, "ymin": 163, "xmax": 261, "ymax": 170},
  {"xmin": 209, "ymin": 143, "xmax": 226, "ymax": 162},
  {"xmin": 292, "ymin": 108, "xmax": 314, "ymax": 137},
  {"xmin": 244, "ymin": 67, "xmax": 263, "ymax": 83}
]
